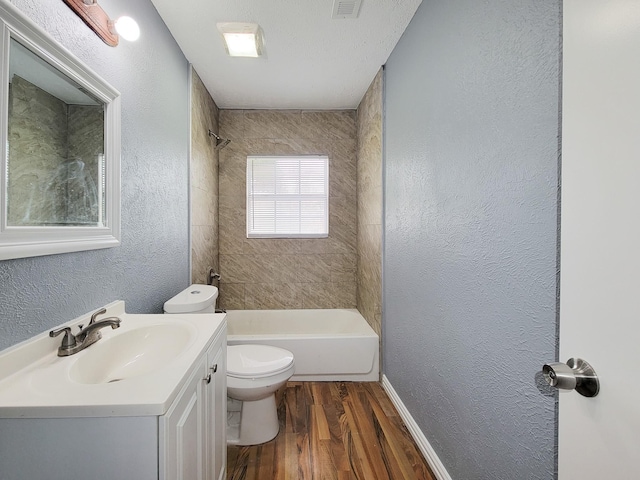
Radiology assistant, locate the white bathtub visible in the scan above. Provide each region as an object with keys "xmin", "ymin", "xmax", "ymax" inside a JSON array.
[{"xmin": 226, "ymin": 309, "xmax": 379, "ymax": 381}]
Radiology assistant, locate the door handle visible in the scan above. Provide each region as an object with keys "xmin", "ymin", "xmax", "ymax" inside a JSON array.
[{"xmin": 542, "ymin": 358, "xmax": 599, "ymax": 397}]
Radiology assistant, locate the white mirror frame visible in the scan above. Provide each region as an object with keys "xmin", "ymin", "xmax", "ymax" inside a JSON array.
[{"xmin": 0, "ymin": 0, "xmax": 120, "ymax": 261}]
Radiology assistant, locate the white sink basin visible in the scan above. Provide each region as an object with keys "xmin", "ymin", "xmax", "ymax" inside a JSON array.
[
  {"xmin": 0, "ymin": 303, "xmax": 226, "ymax": 418},
  {"xmin": 69, "ymin": 322, "xmax": 196, "ymax": 384}
]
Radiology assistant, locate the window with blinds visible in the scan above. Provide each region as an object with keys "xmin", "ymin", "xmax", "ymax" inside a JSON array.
[{"xmin": 246, "ymin": 155, "xmax": 329, "ymax": 238}]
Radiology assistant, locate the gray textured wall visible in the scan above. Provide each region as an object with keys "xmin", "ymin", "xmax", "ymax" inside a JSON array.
[
  {"xmin": 0, "ymin": 0, "xmax": 190, "ymax": 351},
  {"xmin": 383, "ymin": 1, "xmax": 560, "ymax": 479}
]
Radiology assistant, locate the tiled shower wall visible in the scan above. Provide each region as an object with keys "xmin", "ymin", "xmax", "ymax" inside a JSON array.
[
  {"xmin": 217, "ymin": 110, "xmax": 358, "ymax": 309},
  {"xmin": 356, "ymin": 69, "xmax": 383, "ymax": 337},
  {"xmin": 191, "ymin": 69, "xmax": 220, "ymax": 284}
]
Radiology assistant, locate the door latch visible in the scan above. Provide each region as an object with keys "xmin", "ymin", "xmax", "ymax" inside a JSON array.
[{"xmin": 542, "ymin": 358, "xmax": 599, "ymax": 397}]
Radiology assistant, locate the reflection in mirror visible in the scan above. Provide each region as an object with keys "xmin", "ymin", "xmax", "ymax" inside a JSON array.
[
  {"xmin": 7, "ymin": 38, "xmax": 105, "ymax": 227},
  {"xmin": 0, "ymin": 0, "xmax": 120, "ymax": 261}
]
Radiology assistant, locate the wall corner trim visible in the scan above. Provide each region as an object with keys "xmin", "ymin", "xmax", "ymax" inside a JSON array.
[{"xmin": 381, "ymin": 375, "xmax": 453, "ymax": 480}]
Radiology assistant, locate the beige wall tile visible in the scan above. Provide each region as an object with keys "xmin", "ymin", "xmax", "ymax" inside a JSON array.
[
  {"xmin": 358, "ymin": 183, "xmax": 383, "ymax": 227},
  {"xmin": 219, "ymin": 231, "xmax": 245, "ymax": 256},
  {"xmin": 300, "ymin": 110, "xmax": 357, "ymax": 140},
  {"xmin": 219, "ymin": 194, "xmax": 245, "ymax": 255},
  {"xmin": 191, "ymin": 185, "xmax": 217, "ymax": 227},
  {"xmin": 191, "ymin": 146, "xmax": 218, "ymax": 194},
  {"xmin": 220, "ymin": 254, "xmax": 271, "ymax": 284},
  {"xmin": 330, "ymin": 157, "xmax": 357, "ymax": 198},
  {"xmin": 192, "ymin": 225, "xmax": 218, "ymax": 285},
  {"xmin": 297, "ymin": 255, "xmax": 332, "ymax": 283},
  {"xmin": 191, "ymin": 69, "xmax": 220, "ymax": 285},
  {"xmin": 302, "ymin": 282, "xmax": 356, "ymax": 309},
  {"xmin": 244, "ymin": 283, "xmax": 304, "ymax": 309},
  {"xmin": 242, "ymin": 238, "xmax": 302, "ymax": 255},
  {"xmin": 244, "ymin": 110, "xmax": 303, "ymax": 139},
  {"xmin": 218, "ymin": 109, "xmax": 358, "ymax": 310},
  {"xmin": 330, "ymin": 254, "xmax": 357, "ymax": 284},
  {"xmin": 218, "ymin": 147, "xmax": 247, "ymax": 198},
  {"xmin": 330, "ymin": 195, "xmax": 357, "ymax": 226},
  {"xmin": 327, "ymin": 222, "xmax": 357, "ymax": 254},
  {"xmin": 269, "ymin": 255, "xmax": 301, "ymax": 284},
  {"xmin": 296, "ymin": 238, "xmax": 332, "ymax": 255},
  {"xmin": 356, "ymin": 68, "xmax": 383, "ymax": 341},
  {"xmin": 219, "ymin": 110, "xmax": 245, "ymax": 141},
  {"xmin": 219, "ymin": 282, "xmax": 245, "ymax": 310}
]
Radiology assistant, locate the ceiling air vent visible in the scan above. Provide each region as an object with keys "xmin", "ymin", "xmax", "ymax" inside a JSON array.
[{"xmin": 331, "ymin": 0, "xmax": 362, "ymax": 19}]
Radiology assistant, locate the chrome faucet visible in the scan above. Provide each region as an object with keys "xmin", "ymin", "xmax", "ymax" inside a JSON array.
[{"xmin": 49, "ymin": 308, "xmax": 121, "ymax": 357}]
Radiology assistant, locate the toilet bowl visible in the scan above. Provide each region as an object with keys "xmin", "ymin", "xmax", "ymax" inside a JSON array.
[
  {"xmin": 163, "ymin": 284, "xmax": 295, "ymax": 446},
  {"xmin": 227, "ymin": 344, "xmax": 295, "ymax": 445}
]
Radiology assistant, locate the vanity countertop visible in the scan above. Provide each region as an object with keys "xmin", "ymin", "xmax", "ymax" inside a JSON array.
[{"xmin": 0, "ymin": 301, "xmax": 226, "ymax": 418}]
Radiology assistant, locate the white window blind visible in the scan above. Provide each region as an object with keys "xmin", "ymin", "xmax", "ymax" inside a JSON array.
[{"xmin": 246, "ymin": 155, "xmax": 329, "ymax": 238}]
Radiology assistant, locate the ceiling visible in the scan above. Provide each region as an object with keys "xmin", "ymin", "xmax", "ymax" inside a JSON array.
[{"xmin": 149, "ymin": 0, "xmax": 422, "ymax": 110}]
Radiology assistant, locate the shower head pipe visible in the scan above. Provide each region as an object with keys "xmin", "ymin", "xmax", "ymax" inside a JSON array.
[{"xmin": 208, "ymin": 129, "xmax": 231, "ymax": 150}]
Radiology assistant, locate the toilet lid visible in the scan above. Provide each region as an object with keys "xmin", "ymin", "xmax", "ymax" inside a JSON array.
[{"xmin": 227, "ymin": 345, "xmax": 294, "ymax": 378}]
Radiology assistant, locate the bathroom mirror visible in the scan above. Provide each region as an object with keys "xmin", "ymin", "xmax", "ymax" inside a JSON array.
[{"xmin": 0, "ymin": 1, "xmax": 121, "ymax": 260}]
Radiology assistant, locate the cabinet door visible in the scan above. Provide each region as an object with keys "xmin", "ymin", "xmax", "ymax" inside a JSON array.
[
  {"xmin": 162, "ymin": 355, "xmax": 207, "ymax": 480},
  {"xmin": 206, "ymin": 340, "xmax": 227, "ymax": 480}
]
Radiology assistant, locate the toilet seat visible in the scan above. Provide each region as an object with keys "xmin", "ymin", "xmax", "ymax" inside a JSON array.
[{"xmin": 227, "ymin": 344, "xmax": 294, "ymax": 379}]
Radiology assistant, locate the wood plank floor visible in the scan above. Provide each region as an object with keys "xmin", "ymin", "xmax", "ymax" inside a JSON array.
[{"xmin": 227, "ymin": 381, "xmax": 436, "ymax": 480}]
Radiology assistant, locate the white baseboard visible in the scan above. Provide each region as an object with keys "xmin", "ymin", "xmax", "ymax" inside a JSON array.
[{"xmin": 381, "ymin": 375, "xmax": 453, "ymax": 480}]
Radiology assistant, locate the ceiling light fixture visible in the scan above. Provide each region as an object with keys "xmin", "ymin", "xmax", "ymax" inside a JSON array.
[
  {"xmin": 63, "ymin": 0, "xmax": 140, "ymax": 46},
  {"xmin": 217, "ymin": 22, "xmax": 265, "ymax": 58}
]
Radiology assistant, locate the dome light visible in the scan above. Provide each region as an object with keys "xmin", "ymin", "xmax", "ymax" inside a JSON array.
[{"xmin": 113, "ymin": 16, "xmax": 140, "ymax": 42}]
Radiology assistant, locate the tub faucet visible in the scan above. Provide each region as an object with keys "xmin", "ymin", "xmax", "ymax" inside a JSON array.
[
  {"xmin": 207, "ymin": 269, "xmax": 221, "ymax": 286},
  {"xmin": 49, "ymin": 308, "xmax": 121, "ymax": 357}
]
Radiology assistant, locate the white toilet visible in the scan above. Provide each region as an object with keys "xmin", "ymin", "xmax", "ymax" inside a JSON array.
[{"xmin": 163, "ymin": 284, "xmax": 295, "ymax": 446}]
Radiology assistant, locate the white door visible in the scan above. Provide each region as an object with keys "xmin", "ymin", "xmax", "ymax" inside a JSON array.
[{"xmin": 560, "ymin": 0, "xmax": 640, "ymax": 477}]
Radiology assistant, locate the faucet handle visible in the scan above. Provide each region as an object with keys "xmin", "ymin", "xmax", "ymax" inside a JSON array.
[
  {"xmin": 89, "ymin": 308, "xmax": 107, "ymax": 325},
  {"xmin": 49, "ymin": 327, "xmax": 77, "ymax": 348}
]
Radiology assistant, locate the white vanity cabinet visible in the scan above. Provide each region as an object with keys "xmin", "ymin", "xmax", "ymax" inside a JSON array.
[
  {"xmin": 161, "ymin": 353, "xmax": 207, "ymax": 479},
  {"xmin": 0, "ymin": 307, "xmax": 226, "ymax": 480},
  {"xmin": 160, "ymin": 327, "xmax": 226, "ymax": 480},
  {"xmin": 206, "ymin": 339, "xmax": 227, "ymax": 480}
]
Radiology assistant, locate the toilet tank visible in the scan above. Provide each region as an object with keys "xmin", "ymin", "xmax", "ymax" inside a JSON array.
[{"xmin": 163, "ymin": 284, "xmax": 218, "ymax": 314}]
